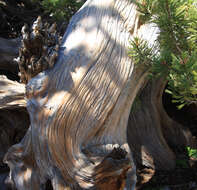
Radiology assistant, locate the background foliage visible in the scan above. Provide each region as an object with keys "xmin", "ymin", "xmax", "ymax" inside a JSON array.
[
  {"xmin": 0, "ymin": 0, "xmax": 84, "ymax": 38},
  {"xmin": 129, "ymin": 0, "xmax": 197, "ymax": 108},
  {"xmin": 40, "ymin": 0, "xmax": 83, "ymax": 21}
]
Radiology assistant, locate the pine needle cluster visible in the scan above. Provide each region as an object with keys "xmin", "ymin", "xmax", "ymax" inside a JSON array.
[{"xmin": 129, "ymin": 0, "xmax": 197, "ymax": 108}]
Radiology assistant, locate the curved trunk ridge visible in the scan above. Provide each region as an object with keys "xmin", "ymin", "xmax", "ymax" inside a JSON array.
[
  {"xmin": 128, "ymin": 79, "xmax": 176, "ymax": 170},
  {"xmin": 4, "ymin": 0, "xmax": 159, "ymax": 189},
  {"xmin": 128, "ymin": 77, "xmax": 195, "ymax": 170}
]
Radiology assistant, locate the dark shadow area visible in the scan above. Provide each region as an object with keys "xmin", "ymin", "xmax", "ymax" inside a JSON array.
[
  {"xmin": 45, "ymin": 180, "xmax": 53, "ymax": 190},
  {"xmin": 136, "ymin": 145, "xmax": 197, "ymax": 189},
  {"xmin": 0, "ymin": 108, "xmax": 30, "ymax": 190},
  {"xmin": 163, "ymin": 85, "xmax": 197, "ymax": 137},
  {"xmin": 135, "ymin": 85, "xmax": 197, "ymax": 190},
  {"xmin": 0, "ymin": 70, "xmax": 20, "ymax": 82},
  {"xmin": 136, "ymin": 160, "xmax": 197, "ymax": 190},
  {"xmin": 0, "ymin": 171, "xmax": 10, "ymax": 190},
  {"xmin": 0, "ymin": 0, "xmax": 49, "ymax": 38}
]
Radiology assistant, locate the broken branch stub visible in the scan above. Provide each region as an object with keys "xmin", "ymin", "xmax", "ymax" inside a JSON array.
[{"xmin": 15, "ymin": 16, "xmax": 61, "ymax": 84}]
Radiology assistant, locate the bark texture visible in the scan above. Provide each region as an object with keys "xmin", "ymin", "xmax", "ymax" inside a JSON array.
[
  {"xmin": 4, "ymin": 0, "xmax": 160, "ymax": 189},
  {"xmin": 0, "ymin": 75, "xmax": 25, "ymax": 109}
]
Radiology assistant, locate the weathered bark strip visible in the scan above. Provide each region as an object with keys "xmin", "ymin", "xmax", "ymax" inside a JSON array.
[
  {"xmin": 4, "ymin": 0, "xmax": 159, "ymax": 189},
  {"xmin": 0, "ymin": 75, "xmax": 25, "ymax": 109},
  {"xmin": 0, "ymin": 37, "xmax": 20, "ymax": 74}
]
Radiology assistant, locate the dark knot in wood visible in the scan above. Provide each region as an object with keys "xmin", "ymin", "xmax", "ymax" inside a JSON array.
[{"xmin": 15, "ymin": 16, "xmax": 61, "ymax": 84}]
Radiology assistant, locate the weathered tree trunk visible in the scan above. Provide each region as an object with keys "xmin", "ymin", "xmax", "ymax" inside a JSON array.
[{"xmin": 3, "ymin": 0, "xmax": 183, "ymax": 189}]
